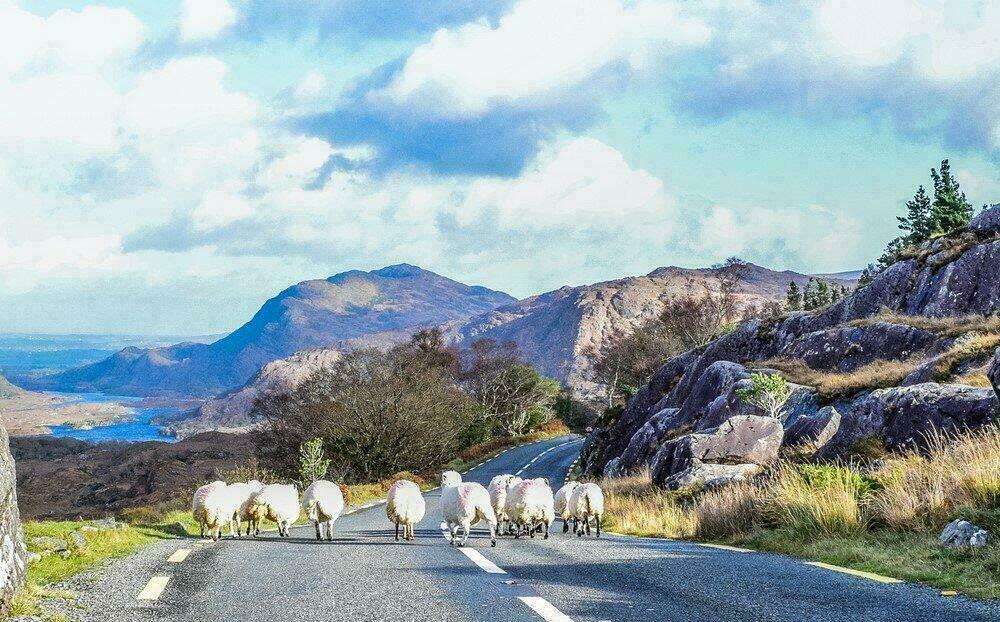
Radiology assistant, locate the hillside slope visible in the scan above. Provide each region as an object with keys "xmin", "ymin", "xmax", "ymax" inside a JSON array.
[
  {"xmin": 582, "ymin": 205, "xmax": 1000, "ymax": 489},
  {"xmin": 444, "ymin": 264, "xmax": 856, "ymax": 399},
  {"xmin": 33, "ymin": 265, "xmax": 514, "ymax": 397}
]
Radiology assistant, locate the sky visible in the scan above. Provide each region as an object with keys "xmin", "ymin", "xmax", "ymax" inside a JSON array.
[{"xmin": 0, "ymin": 0, "xmax": 998, "ymax": 335}]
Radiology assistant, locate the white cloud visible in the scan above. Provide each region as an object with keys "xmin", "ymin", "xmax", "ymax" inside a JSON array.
[
  {"xmin": 371, "ymin": 0, "xmax": 710, "ymax": 118},
  {"xmin": 179, "ymin": 0, "xmax": 238, "ymax": 43}
]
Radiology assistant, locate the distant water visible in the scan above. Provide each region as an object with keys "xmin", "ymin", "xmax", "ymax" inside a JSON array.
[{"xmin": 47, "ymin": 392, "xmax": 178, "ymax": 443}]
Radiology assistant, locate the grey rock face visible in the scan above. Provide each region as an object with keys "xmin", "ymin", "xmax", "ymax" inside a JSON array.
[
  {"xmin": 778, "ymin": 323, "xmax": 936, "ymax": 373},
  {"xmin": 940, "ymin": 519, "xmax": 990, "ymax": 548},
  {"xmin": 824, "ymin": 383, "xmax": 997, "ymax": 455},
  {"xmin": 663, "ymin": 463, "xmax": 763, "ymax": 490},
  {"xmin": 784, "ymin": 405, "xmax": 841, "ymax": 450},
  {"xmin": 969, "ymin": 204, "xmax": 1000, "ymax": 235},
  {"xmin": 651, "ymin": 415, "xmax": 783, "ymax": 489},
  {"xmin": 0, "ymin": 422, "xmax": 27, "ymax": 615}
]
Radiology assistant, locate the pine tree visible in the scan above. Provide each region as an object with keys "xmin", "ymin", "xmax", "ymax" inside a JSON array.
[
  {"xmin": 857, "ymin": 264, "xmax": 874, "ymax": 288},
  {"xmin": 830, "ymin": 282, "xmax": 842, "ymax": 304},
  {"xmin": 803, "ymin": 278, "xmax": 817, "ymax": 310},
  {"xmin": 897, "ymin": 185, "xmax": 932, "ymax": 242},
  {"xmin": 816, "ymin": 280, "xmax": 831, "ymax": 307},
  {"xmin": 786, "ymin": 281, "xmax": 803, "ymax": 311},
  {"xmin": 929, "ymin": 159, "xmax": 973, "ymax": 234}
]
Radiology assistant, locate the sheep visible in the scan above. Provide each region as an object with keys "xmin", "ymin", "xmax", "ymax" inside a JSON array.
[
  {"xmin": 247, "ymin": 483, "xmax": 300, "ymax": 537},
  {"xmin": 192, "ymin": 480, "xmax": 227, "ymax": 539},
  {"xmin": 569, "ymin": 482, "xmax": 604, "ymax": 537},
  {"xmin": 236, "ymin": 480, "xmax": 266, "ymax": 536},
  {"xmin": 441, "ymin": 482, "xmax": 497, "ymax": 547},
  {"xmin": 386, "ymin": 479, "xmax": 425, "ymax": 541},
  {"xmin": 488, "ymin": 474, "xmax": 521, "ymax": 536},
  {"xmin": 302, "ymin": 480, "xmax": 344, "ymax": 541},
  {"xmin": 440, "ymin": 470, "xmax": 462, "ymax": 488},
  {"xmin": 505, "ymin": 478, "xmax": 555, "ymax": 539},
  {"xmin": 554, "ymin": 481, "xmax": 581, "ymax": 533}
]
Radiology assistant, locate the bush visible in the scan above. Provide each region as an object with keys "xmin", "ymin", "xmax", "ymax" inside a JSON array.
[{"xmin": 736, "ymin": 372, "xmax": 791, "ymax": 419}]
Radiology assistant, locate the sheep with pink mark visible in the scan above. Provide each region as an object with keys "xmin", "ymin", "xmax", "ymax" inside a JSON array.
[
  {"xmin": 192, "ymin": 480, "xmax": 238, "ymax": 541},
  {"xmin": 386, "ymin": 479, "xmax": 425, "ymax": 541},
  {"xmin": 505, "ymin": 477, "xmax": 555, "ymax": 539},
  {"xmin": 246, "ymin": 483, "xmax": 300, "ymax": 538},
  {"xmin": 441, "ymin": 475, "xmax": 497, "ymax": 547}
]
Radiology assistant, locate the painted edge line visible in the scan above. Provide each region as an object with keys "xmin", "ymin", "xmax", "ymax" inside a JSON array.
[
  {"xmin": 137, "ymin": 576, "xmax": 170, "ymax": 601},
  {"xmin": 696, "ymin": 542, "xmax": 755, "ymax": 553},
  {"xmin": 806, "ymin": 561, "xmax": 902, "ymax": 584},
  {"xmin": 518, "ymin": 596, "xmax": 575, "ymax": 622}
]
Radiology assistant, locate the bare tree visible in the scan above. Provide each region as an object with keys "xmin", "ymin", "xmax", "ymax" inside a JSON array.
[{"xmin": 586, "ymin": 319, "xmax": 681, "ymax": 408}]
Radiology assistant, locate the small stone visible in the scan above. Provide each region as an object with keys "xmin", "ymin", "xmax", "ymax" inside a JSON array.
[
  {"xmin": 29, "ymin": 536, "xmax": 67, "ymax": 553},
  {"xmin": 68, "ymin": 531, "xmax": 87, "ymax": 550},
  {"xmin": 940, "ymin": 519, "xmax": 990, "ymax": 549},
  {"xmin": 26, "ymin": 553, "xmax": 41, "ymax": 564}
]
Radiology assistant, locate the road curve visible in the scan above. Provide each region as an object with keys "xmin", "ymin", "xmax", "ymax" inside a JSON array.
[{"xmin": 98, "ymin": 435, "xmax": 996, "ymax": 621}]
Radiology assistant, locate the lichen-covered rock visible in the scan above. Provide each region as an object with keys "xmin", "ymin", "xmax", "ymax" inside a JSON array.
[
  {"xmin": 618, "ymin": 408, "xmax": 681, "ymax": 473},
  {"xmin": 0, "ymin": 422, "xmax": 27, "ymax": 614},
  {"xmin": 784, "ymin": 405, "xmax": 840, "ymax": 450},
  {"xmin": 662, "ymin": 462, "xmax": 763, "ymax": 490},
  {"xmin": 651, "ymin": 415, "xmax": 783, "ymax": 489},
  {"xmin": 778, "ymin": 323, "xmax": 936, "ymax": 372},
  {"xmin": 969, "ymin": 204, "xmax": 1000, "ymax": 236},
  {"xmin": 823, "ymin": 384, "xmax": 997, "ymax": 456},
  {"xmin": 940, "ymin": 519, "xmax": 990, "ymax": 548}
]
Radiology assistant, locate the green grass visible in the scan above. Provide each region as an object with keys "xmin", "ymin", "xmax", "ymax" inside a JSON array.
[{"xmin": 739, "ymin": 529, "xmax": 1000, "ymax": 600}]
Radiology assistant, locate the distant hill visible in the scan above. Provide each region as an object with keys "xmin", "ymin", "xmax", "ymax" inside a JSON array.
[
  {"xmin": 442, "ymin": 264, "xmax": 857, "ymax": 400},
  {"xmin": 0, "ymin": 374, "xmax": 22, "ymax": 399},
  {"xmin": 31, "ymin": 265, "xmax": 514, "ymax": 398}
]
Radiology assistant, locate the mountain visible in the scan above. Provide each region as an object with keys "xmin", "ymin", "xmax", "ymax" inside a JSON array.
[
  {"xmin": 442, "ymin": 264, "xmax": 856, "ymax": 399},
  {"xmin": 33, "ymin": 265, "xmax": 515, "ymax": 398}
]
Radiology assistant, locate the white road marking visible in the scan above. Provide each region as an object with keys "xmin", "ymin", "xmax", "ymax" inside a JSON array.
[
  {"xmin": 696, "ymin": 543, "xmax": 754, "ymax": 553},
  {"xmin": 137, "ymin": 576, "xmax": 170, "ymax": 601},
  {"xmin": 458, "ymin": 547, "xmax": 507, "ymax": 574},
  {"xmin": 518, "ymin": 596, "xmax": 576, "ymax": 622},
  {"xmin": 167, "ymin": 549, "xmax": 191, "ymax": 563}
]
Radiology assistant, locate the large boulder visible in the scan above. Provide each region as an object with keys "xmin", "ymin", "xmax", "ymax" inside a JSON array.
[
  {"xmin": 783, "ymin": 405, "xmax": 841, "ymax": 451},
  {"xmin": 651, "ymin": 415, "xmax": 783, "ymax": 489},
  {"xmin": 0, "ymin": 423, "xmax": 27, "ymax": 614},
  {"xmin": 778, "ymin": 323, "xmax": 937, "ymax": 373},
  {"xmin": 969, "ymin": 204, "xmax": 1000, "ymax": 236}
]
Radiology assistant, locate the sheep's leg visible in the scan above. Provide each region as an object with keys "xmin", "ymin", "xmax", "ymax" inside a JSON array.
[
  {"xmin": 489, "ymin": 522, "xmax": 497, "ymax": 548},
  {"xmin": 586, "ymin": 516, "xmax": 592, "ymax": 536},
  {"xmin": 233, "ymin": 516, "xmax": 242, "ymax": 539},
  {"xmin": 448, "ymin": 522, "xmax": 457, "ymax": 546},
  {"xmin": 408, "ymin": 523, "xmax": 415, "ymax": 540},
  {"xmin": 544, "ymin": 521, "xmax": 549, "ymax": 540},
  {"xmin": 395, "ymin": 522, "xmax": 400, "ymax": 541},
  {"xmin": 458, "ymin": 519, "xmax": 471, "ymax": 547},
  {"xmin": 595, "ymin": 515, "xmax": 601, "ymax": 538},
  {"xmin": 326, "ymin": 520, "xmax": 334, "ymax": 541},
  {"xmin": 562, "ymin": 518, "xmax": 569, "ymax": 533},
  {"xmin": 529, "ymin": 520, "xmax": 536, "ymax": 538}
]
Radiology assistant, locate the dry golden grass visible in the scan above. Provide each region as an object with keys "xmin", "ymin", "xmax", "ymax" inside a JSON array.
[
  {"xmin": 869, "ymin": 426, "xmax": 1000, "ymax": 532},
  {"xmin": 759, "ymin": 358, "xmax": 921, "ymax": 400},
  {"xmin": 847, "ymin": 312, "xmax": 1000, "ymax": 337},
  {"xmin": 766, "ymin": 464, "xmax": 865, "ymax": 537},
  {"xmin": 694, "ymin": 481, "xmax": 764, "ymax": 539},
  {"xmin": 932, "ymin": 332, "xmax": 1000, "ymax": 382},
  {"xmin": 601, "ymin": 468, "xmax": 696, "ymax": 538}
]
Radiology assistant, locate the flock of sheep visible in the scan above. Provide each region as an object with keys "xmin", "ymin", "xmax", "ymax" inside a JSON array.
[{"xmin": 191, "ymin": 470, "xmax": 604, "ymax": 548}]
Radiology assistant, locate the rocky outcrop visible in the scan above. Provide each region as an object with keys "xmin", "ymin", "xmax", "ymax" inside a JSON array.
[
  {"xmin": 583, "ymin": 205, "xmax": 1000, "ymax": 484},
  {"xmin": 989, "ymin": 347, "xmax": 1000, "ymax": 401},
  {"xmin": 650, "ymin": 415, "xmax": 784, "ymax": 489},
  {"xmin": 0, "ymin": 422, "xmax": 27, "ymax": 614}
]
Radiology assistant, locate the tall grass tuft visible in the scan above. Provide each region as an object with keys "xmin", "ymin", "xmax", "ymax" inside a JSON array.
[{"xmin": 601, "ymin": 468, "xmax": 696, "ymax": 538}]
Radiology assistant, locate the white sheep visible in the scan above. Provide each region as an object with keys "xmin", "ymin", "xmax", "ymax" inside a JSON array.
[
  {"xmin": 505, "ymin": 478, "xmax": 555, "ymax": 539},
  {"xmin": 554, "ymin": 481, "xmax": 580, "ymax": 533},
  {"xmin": 302, "ymin": 480, "xmax": 344, "ymax": 541},
  {"xmin": 488, "ymin": 474, "xmax": 521, "ymax": 535},
  {"xmin": 440, "ymin": 470, "xmax": 462, "ymax": 488},
  {"xmin": 386, "ymin": 479, "xmax": 426, "ymax": 541},
  {"xmin": 247, "ymin": 483, "xmax": 300, "ymax": 537},
  {"xmin": 236, "ymin": 480, "xmax": 266, "ymax": 536},
  {"xmin": 441, "ymin": 481, "xmax": 497, "ymax": 547},
  {"xmin": 569, "ymin": 482, "xmax": 604, "ymax": 537},
  {"xmin": 192, "ymin": 480, "xmax": 227, "ymax": 539}
]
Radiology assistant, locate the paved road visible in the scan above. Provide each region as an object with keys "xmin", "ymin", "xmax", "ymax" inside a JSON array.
[{"xmin": 101, "ymin": 436, "xmax": 997, "ymax": 622}]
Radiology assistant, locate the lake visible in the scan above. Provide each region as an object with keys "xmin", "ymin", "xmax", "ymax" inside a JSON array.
[{"xmin": 48, "ymin": 392, "xmax": 179, "ymax": 443}]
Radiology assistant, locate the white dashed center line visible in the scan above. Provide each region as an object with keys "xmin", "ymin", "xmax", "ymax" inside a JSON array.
[
  {"xmin": 137, "ymin": 575, "xmax": 170, "ymax": 601},
  {"xmin": 518, "ymin": 596, "xmax": 576, "ymax": 622},
  {"xmin": 167, "ymin": 548, "xmax": 191, "ymax": 563},
  {"xmin": 458, "ymin": 547, "xmax": 507, "ymax": 574}
]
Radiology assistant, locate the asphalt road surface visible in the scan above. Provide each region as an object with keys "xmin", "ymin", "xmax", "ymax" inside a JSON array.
[{"xmin": 99, "ymin": 435, "xmax": 997, "ymax": 622}]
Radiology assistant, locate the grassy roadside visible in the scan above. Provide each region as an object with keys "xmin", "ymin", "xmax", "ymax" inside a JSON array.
[
  {"xmin": 8, "ymin": 421, "xmax": 573, "ymax": 619},
  {"xmin": 600, "ymin": 425, "xmax": 1000, "ymax": 599}
]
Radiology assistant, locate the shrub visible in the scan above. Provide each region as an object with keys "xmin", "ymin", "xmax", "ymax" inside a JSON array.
[
  {"xmin": 767, "ymin": 464, "xmax": 865, "ymax": 537},
  {"xmin": 298, "ymin": 437, "xmax": 331, "ymax": 486},
  {"xmin": 736, "ymin": 372, "xmax": 791, "ymax": 419}
]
